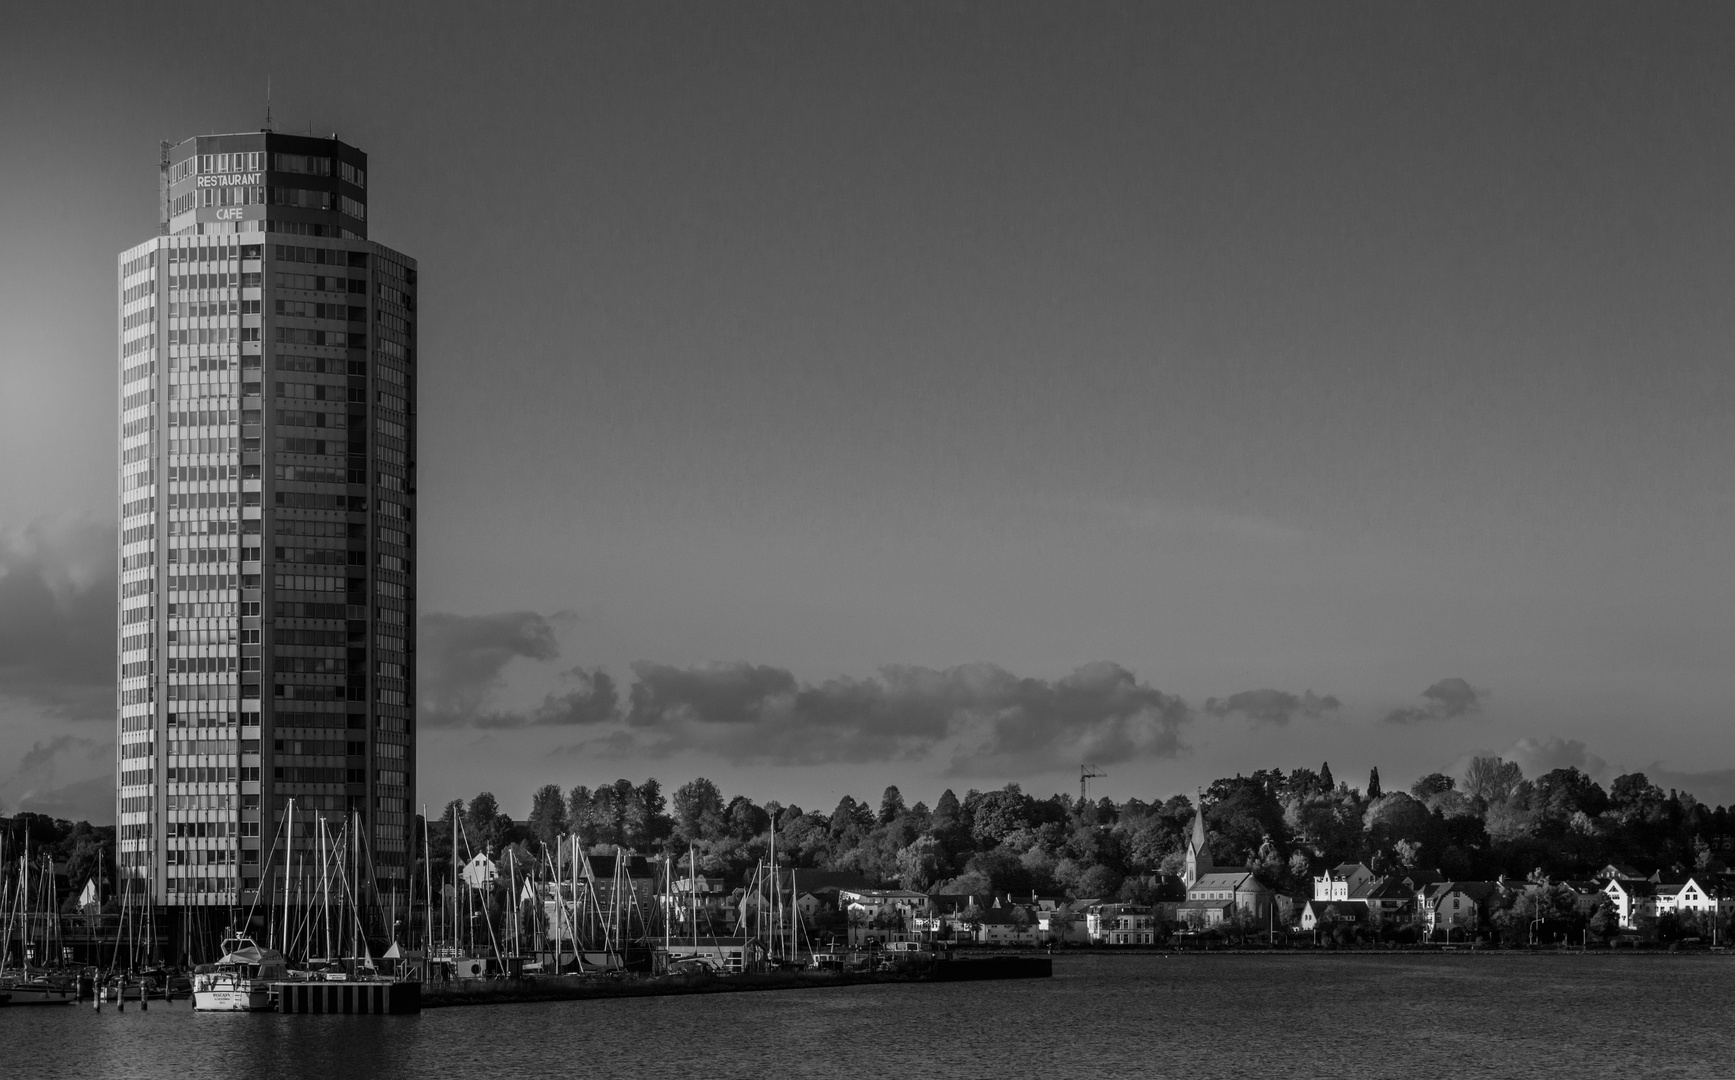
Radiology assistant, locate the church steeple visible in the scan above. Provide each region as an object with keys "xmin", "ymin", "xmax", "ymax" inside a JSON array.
[{"xmin": 1183, "ymin": 793, "xmax": 1214, "ymax": 886}]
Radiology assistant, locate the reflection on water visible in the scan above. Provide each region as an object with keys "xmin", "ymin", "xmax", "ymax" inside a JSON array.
[{"xmin": 7, "ymin": 954, "xmax": 1734, "ymax": 1079}]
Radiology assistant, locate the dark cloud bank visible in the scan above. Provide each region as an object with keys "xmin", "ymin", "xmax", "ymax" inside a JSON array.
[
  {"xmin": 417, "ymin": 612, "xmax": 1365, "ymax": 774},
  {"xmin": 0, "ymin": 521, "xmax": 115, "ymax": 721}
]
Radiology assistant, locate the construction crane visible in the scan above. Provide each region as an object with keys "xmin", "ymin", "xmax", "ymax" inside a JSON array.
[{"xmin": 1080, "ymin": 764, "xmax": 1107, "ymax": 804}]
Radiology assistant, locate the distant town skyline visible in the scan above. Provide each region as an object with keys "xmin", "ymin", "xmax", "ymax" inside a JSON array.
[{"xmin": 6, "ymin": 3, "xmax": 1735, "ymax": 822}]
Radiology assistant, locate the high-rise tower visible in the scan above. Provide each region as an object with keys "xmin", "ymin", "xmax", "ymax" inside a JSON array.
[{"xmin": 115, "ymin": 131, "xmax": 415, "ymax": 939}]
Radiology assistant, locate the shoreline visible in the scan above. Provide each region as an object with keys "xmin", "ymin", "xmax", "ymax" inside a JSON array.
[{"xmin": 1023, "ymin": 945, "xmax": 1735, "ymax": 958}]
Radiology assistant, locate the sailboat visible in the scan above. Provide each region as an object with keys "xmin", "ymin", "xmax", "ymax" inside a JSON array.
[{"xmin": 0, "ymin": 850, "xmax": 75, "ymax": 1005}]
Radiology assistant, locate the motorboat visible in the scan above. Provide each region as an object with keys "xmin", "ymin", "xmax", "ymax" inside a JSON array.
[{"xmin": 192, "ymin": 935, "xmax": 290, "ymax": 1011}]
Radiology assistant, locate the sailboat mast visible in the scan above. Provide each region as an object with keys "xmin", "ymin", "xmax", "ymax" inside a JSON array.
[
  {"xmin": 21, "ymin": 834, "xmax": 29, "ymax": 968},
  {"xmin": 769, "ymin": 825, "xmax": 776, "ymax": 962},
  {"xmin": 421, "ymin": 807, "xmax": 432, "ymax": 953},
  {"xmin": 454, "ymin": 809, "xmax": 461, "ymax": 958},
  {"xmin": 282, "ymin": 798, "xmax": 294, "ymax": 955}
]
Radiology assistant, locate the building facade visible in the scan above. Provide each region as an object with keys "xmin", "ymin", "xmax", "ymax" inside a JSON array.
[{"xmin": 114, "ymin": 131, "xmax": 416, "ymax": 927}]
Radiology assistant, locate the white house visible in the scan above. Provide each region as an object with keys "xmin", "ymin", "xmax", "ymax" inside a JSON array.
[
  {"xmin": 1313, "ymin": 862, "xmax": 1375, "ymax": 902},
  {"xmin": 1603, "ymin": 878, "xmax": 1657, "ymax": 929},
  {"xmin": 1655, "ymin": 876, "xmax": 1730, "ymax": 922}
]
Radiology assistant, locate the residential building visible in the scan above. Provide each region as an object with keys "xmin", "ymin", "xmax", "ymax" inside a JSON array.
[
  {"xmin": 778, "ymin": 870, "xmax": 875, "ymax": 914},
  {"xmin": 1313, "ymin": 862, "xmax": 1375, "ymax": 901},
  {"xmin": 1358, "ymin": 878, "xmax": 1415, "ymax": 923},
  {"xmin": 1086, "ymin": 904, "xmax": 1156, "ymax": 945},
  {"xmin": 1603, "ymin": 878, "xmax": 1657, "ymax": 929},
  {"xmin": 659, "ymin": 872, "xmax": 731, "ymax": 927},
  {"xmin": 1036, "ymin": 904, "xmax": 1092, "ymax": 945},
  {"xmin": 840, "ymin": 888, "xmax": 934, "ymax": 922},
  {"xmin": 977, "ymin": 905, "xmax": 1039, "ymax": 947},
  {"xmin": 1299, "ymin": 900, "xmax": 1368, "ymax": 932},
  {"xmin": 1560, "ymin": 881, "xmax": 1606, "ymax": 918},
  {"xmin": 1419, "ymin": 882, "xmax": 1498, "ymax": 933},
  {"xmin": 1595, "ymin": 863, "xmax": 1645, "ymax": 883},
  {"xmin": 115, "ymin": 131, "xmax": 415, "ymax": 927},
  {"xmin": 1654, "ymin": 875, "xmax": 1730, "ymax": 923},
  {"xmin": 1397, "ymin": 869, "xmax": 1444, "ymax": 892}
]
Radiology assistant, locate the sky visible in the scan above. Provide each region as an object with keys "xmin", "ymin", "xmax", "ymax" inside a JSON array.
[{"xmin": 4, "ymin": 2, "xmax": 1735, "ymax": 823}]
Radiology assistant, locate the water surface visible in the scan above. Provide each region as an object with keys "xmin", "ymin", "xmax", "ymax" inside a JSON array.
[{"xmin": 7, "ymin": 954, "xmax": 1731, "ymax": 1079}]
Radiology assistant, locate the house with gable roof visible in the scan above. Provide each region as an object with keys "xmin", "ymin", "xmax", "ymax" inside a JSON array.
[
  {"xmin": 1652, "ymin": 874, "xmax": 1731, "ymax": 924},
  {"xmin": 1313, "ymin": 862, "xmax": 1375, "ymax": 901},
  {"xmin": 1603, "ymin": 877, "xmax": 1657, "ymax": 929},
  {"xmin": 1418, "ymin": 881, "xmax": 1498, "ymax": 934},
  {"xmin": 977, "ymin": 901, "xmax": 1039, "ymax": 947},
  {"xmin": 1357, "ymin": 877, "xmax": 1416, "ymax": 922},
  {"xmin": 1675, "ymin": 875, "xmax": 1732, "ymax": 919}
]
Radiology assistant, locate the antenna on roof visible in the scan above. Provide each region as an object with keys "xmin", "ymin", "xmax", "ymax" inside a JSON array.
[{"xmin": 263, "ymin": 77, "xmax": 273, "ymax": 132}]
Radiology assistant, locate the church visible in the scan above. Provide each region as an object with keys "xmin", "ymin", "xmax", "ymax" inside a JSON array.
[{"xmin": 1176, "ymin": 797, "xmax": 1288, "ymax": 927}]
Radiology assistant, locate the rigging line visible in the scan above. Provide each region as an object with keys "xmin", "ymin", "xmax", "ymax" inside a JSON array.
[
  {"xmin": 240, "ymin": 808, "xmax": 290, "ymax": 944},
  {"xmin": 454, "ymin": 815, "xmax": 504, "ymax": 964}
]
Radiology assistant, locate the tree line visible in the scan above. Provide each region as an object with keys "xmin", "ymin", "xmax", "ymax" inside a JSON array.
[
  {"xmin": 423, "ymin": 757, "xmax": 1735, "ymax": 908},
  {"xmin": 5, "ymin": 753, "xmax": 1730, "ymax": 918}
]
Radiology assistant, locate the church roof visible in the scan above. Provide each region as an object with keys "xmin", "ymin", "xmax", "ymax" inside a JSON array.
[{"xmin": 1190, "ymin": 872, "xmax": 1263, "ymax": 891}]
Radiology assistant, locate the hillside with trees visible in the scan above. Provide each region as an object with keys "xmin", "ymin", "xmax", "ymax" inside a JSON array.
[{"xmin": 422, "ymin": 757, "xmax": 1735, "ymax": 906}]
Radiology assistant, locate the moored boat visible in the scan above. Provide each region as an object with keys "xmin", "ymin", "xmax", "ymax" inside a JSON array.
[
  {"xmin": 192, "ymin": 935, "xmax": 291, "ymax": 1011},
  {"xmin": 0, "ymin": 977, "xmax": 74, "ymax": 1006}
]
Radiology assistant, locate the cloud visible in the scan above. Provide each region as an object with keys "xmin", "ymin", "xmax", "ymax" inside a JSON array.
[
  {"xmin": 0, "ymin": 519, "xmax": 116, "ymax": 721},
  {"xmin": 946, "ymin": 661, "xmax": 1191, "ymax": 775},
  {"xmin": 575, "ymin": 659, "xmax": 1191, "ymax": 771},
  {"xmin": 1383, "ymin": 677, "xmax": 1487, "ymax": 724},
  {"xmin": 418, "ymin": 611, "xmax": 562, "ymax": 726},
  {"xmin": 11, "ymin": 734, "xmax": 102, "ymax": 779},
  {"xmin": 11, "ymin": 775, "xmax": 118, "ymax": 823},
  {"xmin": 1503, "ymin": 737, "xmax": 1609, "ymax": 781},
  {"xmin": 1, "ymin": 735, "xmax": 111, "ymax": 821},
  {"xmin": 474, "ymin": 666, "xmax": 621, "ymax": 729},
  {"xmin": 1205, "ymin": 688, "xmax": 1341, "ymax": 726}
]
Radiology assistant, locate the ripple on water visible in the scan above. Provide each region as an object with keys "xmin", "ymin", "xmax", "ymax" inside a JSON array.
[{"xmin": 5, "ymin": 954, "xmax": 1733, "ymax": 1080}]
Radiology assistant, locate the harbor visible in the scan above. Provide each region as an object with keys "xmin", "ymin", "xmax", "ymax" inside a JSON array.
[{"xmin": 2, "ymin": 807, "xmax": 1051, "ymax": 1016}]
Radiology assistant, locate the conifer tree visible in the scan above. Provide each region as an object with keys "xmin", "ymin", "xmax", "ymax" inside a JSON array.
[{"xmin": 1368, "ymin": 767, "xmax": 1382, "ymax": 799}]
